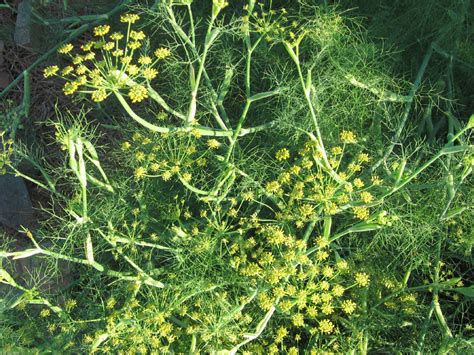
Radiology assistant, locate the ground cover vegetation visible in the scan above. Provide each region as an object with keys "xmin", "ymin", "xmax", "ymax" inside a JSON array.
[{"xmin": 0, "ymin": 0, "xmax": 473, "ymax": 353}]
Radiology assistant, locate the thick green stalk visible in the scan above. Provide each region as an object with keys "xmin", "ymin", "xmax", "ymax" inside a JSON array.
[{"xmin": 115, "ymin": 90, "xmax": 273, "ymax": 137}]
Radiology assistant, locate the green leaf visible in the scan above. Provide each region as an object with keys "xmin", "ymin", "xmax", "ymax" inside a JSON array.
[
  {"xmin": 347, "ymin": 223, "xmax": 383, "ymax": 233},
  {"xmin": 441, "ymin": 145, "xmax": 471, "ymax": 155},
  {"xmin": 205, "ymin": 28, "xmax": 220, "ymax": 47},
  {"xmin": 0, "ymin": 268, "xmax": 18, "ymax": 286},
  {"xmin": 453, "ymin": 286, "xmax": 474, "ymax": 298},
  {"xmin": 468, "ymin": 114, "xmax": 474, "ymax": 129},
  {"xmin": 248, "ymin": 89, "xmax": 280, "ymax": 102}
]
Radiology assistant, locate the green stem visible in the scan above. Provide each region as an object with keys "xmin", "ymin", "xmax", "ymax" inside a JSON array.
[
  {"xmin": 115, "ymin": 90, "xmax": 273, "ymax": 137},
  {"xmin": 186, "ymin": 17, "xmax": 217, "ymax": 124}
]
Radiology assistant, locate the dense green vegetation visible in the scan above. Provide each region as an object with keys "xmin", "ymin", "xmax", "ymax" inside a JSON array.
[{"xmin": 1, "ymin": 0, "xmax": 472, "ymax": 353}]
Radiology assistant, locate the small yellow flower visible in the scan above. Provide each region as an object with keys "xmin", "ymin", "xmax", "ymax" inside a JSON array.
[
  {"xmin": 344, "ymin": 183, "xmax": 354, "ymax": 193},
  {"xmin": 340, "ymin": 130, "xmax": 357, "ymax": 143},
  {"xmin": 112, "ymin": 49, "xmax": 124, "ymax": 57},
  {"xmin": 355, "ymin": 272, "xmax": 370, "ymax": 287},
  {"xmin": 348, "ymin": 162, "xmax": 362, "ymax": 172},
  {"xmin": 91, "ymin": 89, "xmax": 107, "ymax": 102},
  {"xmin": 93, "ymin": 25, "xmax": 111, "ymax": 37},
  {"xmin": 61, "ymin": 66, "xmax": 74, "ymax": 76},
  {"xmin": 127, "ymin": 64, "xmax": 140, "ymax": 76},
  {"xmin": 134, "ymin": 166, "xmax": 147, "ymax": 179},
  {"xmin": 72, "ymin": 55, "xmax": 83, "ymax": 64},
  {"xmin": 103, "ymin": 41, "xmax": 115, "ymax": 51},
  {"xmin": 289, "ymin": 165, "xmax": 301, "ymax": 175},
  {"xmin": 275, "ymin": 148, "xmax": 290, "ymax": 161},
  {"xmin": 138, "ymin": 56, "xmax": 152, "ymax": 65},
  {"xmin": 84, "ymin": 52, "xmax": 95, "ymax": 60},
  {"xmin": 241, "ymin": 191, "xmax": 254, "ymax": 201},
  {"xmin": 360, "ymin": 191, "xmax": 374, "ymax": 204},
  {"xmin": 130, "ymin": 30, "xmax": 146, "ymax": 41},
  {"xmin": 331, "ymin": 146, "xmax": 343, "ymax": 155},
  {"xmin": 322, "ymin": 265, "xmax": 334, "ymax": 278},
  {"xmin": 336, "ymin": 259, "xmax": 348, "ymax": 270},
  {"xmin": 128, "ymin": 41, "xmax": 142, "ymax": 50},
  {"xmin": 154, "ymin": 47, "xmax": 171, "ymax": 59},
  {"xmin": 65, "ymin": 299, "xmax": 77, "ymax": 311},
  {"xmin": 58, "ymin": 43, "xmax": 73, "ymax": 54},
  {"xmin": 358, "ymin": 152, "xmax": 370, "ymax": 163},
  {"xmin": 353, "ymin": 206, "xmax": 370, "ymax": 220},
  {"xmin": 77, "ymin": 76, "xmax": 87, "ymax": 86},
  {"xmin": 135, "ymin": 151, "xmax": 146, "ymax": 161},
  {"xmin": 353, "ymin": 178, "xmax": 364, "ymax": 188},
  {"xmin": 319, "ymin": 319, "xmax": 334, "ymax": 334},
  {"xmin": 316, "ymin": 236, "xmax": 329, "ymax": 248},
  {"xmin": 207, "ymin": 139, "xmax": 221, "ymax": 149},
  {"xmin": 120, "ymin": 13, "xmax": 140, "ymax": 24},
  {"xmin": 275, "ymin": 326, "xmax": 288, "ymax": 343},
  {"xmin": 143, "ymin": 67, "xmax": 158, "ymax": 80},
  {"xmin": 110, "ymin": 32, "xmax": 124, "ymax": 41},
  {"xmin": 63, "ymin": 82, "xmax": 79, "ymax": 95},
  {"xmin": 321, "ymin": 302, "xmax": 334, "ymax": 315},
  {"xmin": 76, "ymin": 65, "xmax": 88, "ymax": 75},
  {"xmin": 162, "ymin": 170, "xmax": 172, "ymax": 181},
  {"xmin": 129, "ymin": 85, "xmax": 148, "ymax": 103},
  {"xmin": 265, "ymin": 180, "xmax": 281, "ymax": 194},
  {"xmin": 40, "ymin": 308, "xmax": 51, "ymax": 318},
  {"xmin": 371, "ymin": 175, "xmax": 383, "ymax": 186},
  {"xmin": 292, "ymin": 313, "xmax": 305, "ymax": 327},
  {"xmin": 81, "ymin": 41, "xmax": 94, "ymax": 51},
  {"xmin": 299, "ymin": 204, "xmax": 314, "ymax": 218},
  {"xmin": 43, "ymin": 65, "xmax": 59, "ymax": 78},
  {"xmin": 121, "ymin": 56, "xmax": 132, "ymax": 64},
  {"xmin": 342, "ymin": 299, "xmax": 357, "ymax": 314},
  {"xmin": 316, "ymin": 250, "xmax": 329, "ymax": 262},
  {"xmin": 332, "ymin": 284, "xmax": 344, "ymax": 297},
  {"xmin": 122, "ymin": 141, "xmax": 131, "ymax": 151}
]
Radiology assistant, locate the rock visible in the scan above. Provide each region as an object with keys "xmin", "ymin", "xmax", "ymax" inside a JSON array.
[
  {"xmin": 0, "ymin": 173, "xmax": 35, "ymax": 230},
  {"xmin": 14, "ymin": 0, "xmax": 32, "ymax": 47}
]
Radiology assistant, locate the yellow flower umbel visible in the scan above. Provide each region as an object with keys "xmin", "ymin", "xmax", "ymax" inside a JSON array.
[
  {"xmin": 207, "ymin": 139, "xmax": 221, "ymax": 149},
  {"xmin": 319, "ymin": 319, "xmax": 334, "ymax": 334},
  {"xmin": 143, "ymin": 68, "xmax": 158, "ymax": 81},
  {"xmin": 353, "ymin": 206, "xmax": 370, "ymax": 220},
  {"xmin": 355, "ymin": 272, "xmax": 370, "ymax": 287},
  {"xmin": 93, "ymin": 25, "xmax": 110, "ymax": 37},
  {"xmin": 91, "ymin": 89, "xmax": 108, "ymax": 102},
  {"xmin": 120, "ymin": 13, "xmax": 140, "ymax": 24},
  {"xmin": 341, "ymin": 299, "xmax": 356, "ymax": 314},
  {"xmin": 155, "ymin": 47, "xmax": 172, "ymax": 60},
  {"xmin": 275, "ymin": 148, "xmax": 290, "ymax": 161},
  {"xmin": 129, "ymin": 85, "xmax": 148, "ymax": 103},
  {"xmin": 43, "ymin": 65, "xmax": 59, "ymax": 78},
  {"xmin": 138, "ymin": 56, "xmax": 152, "ymax": 65},
  {"xmin": 340, "ymin": 130, "xmax": 357, "ymax": 143},
  {"xmin": 48, "ymin": 12, "xmax": 170, "ymax": 106},
  {"xmin": 63, "ymin": 82, "xmax": 79, "ymax": 95},
  {"xmin": 58, "ymin": 43, "xmax": 74, "ymax": 54}
]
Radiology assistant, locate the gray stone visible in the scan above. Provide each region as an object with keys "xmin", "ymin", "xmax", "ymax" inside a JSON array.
[
  {"xmin": 14, "ymin": 0, "xmax": 32, "ymax": 47},
  {"xmin": 0, "ymin": 173, "xmax": 35, "ymax": 230}
]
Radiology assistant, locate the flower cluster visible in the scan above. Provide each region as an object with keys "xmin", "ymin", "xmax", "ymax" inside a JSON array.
[
  {"xmin": 261, "ymin": 132, "xmax": 386, "ymax": 226},
  {"xmin": 43, "ymin": 13, "xmax": 171, "ymax": 104}
]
